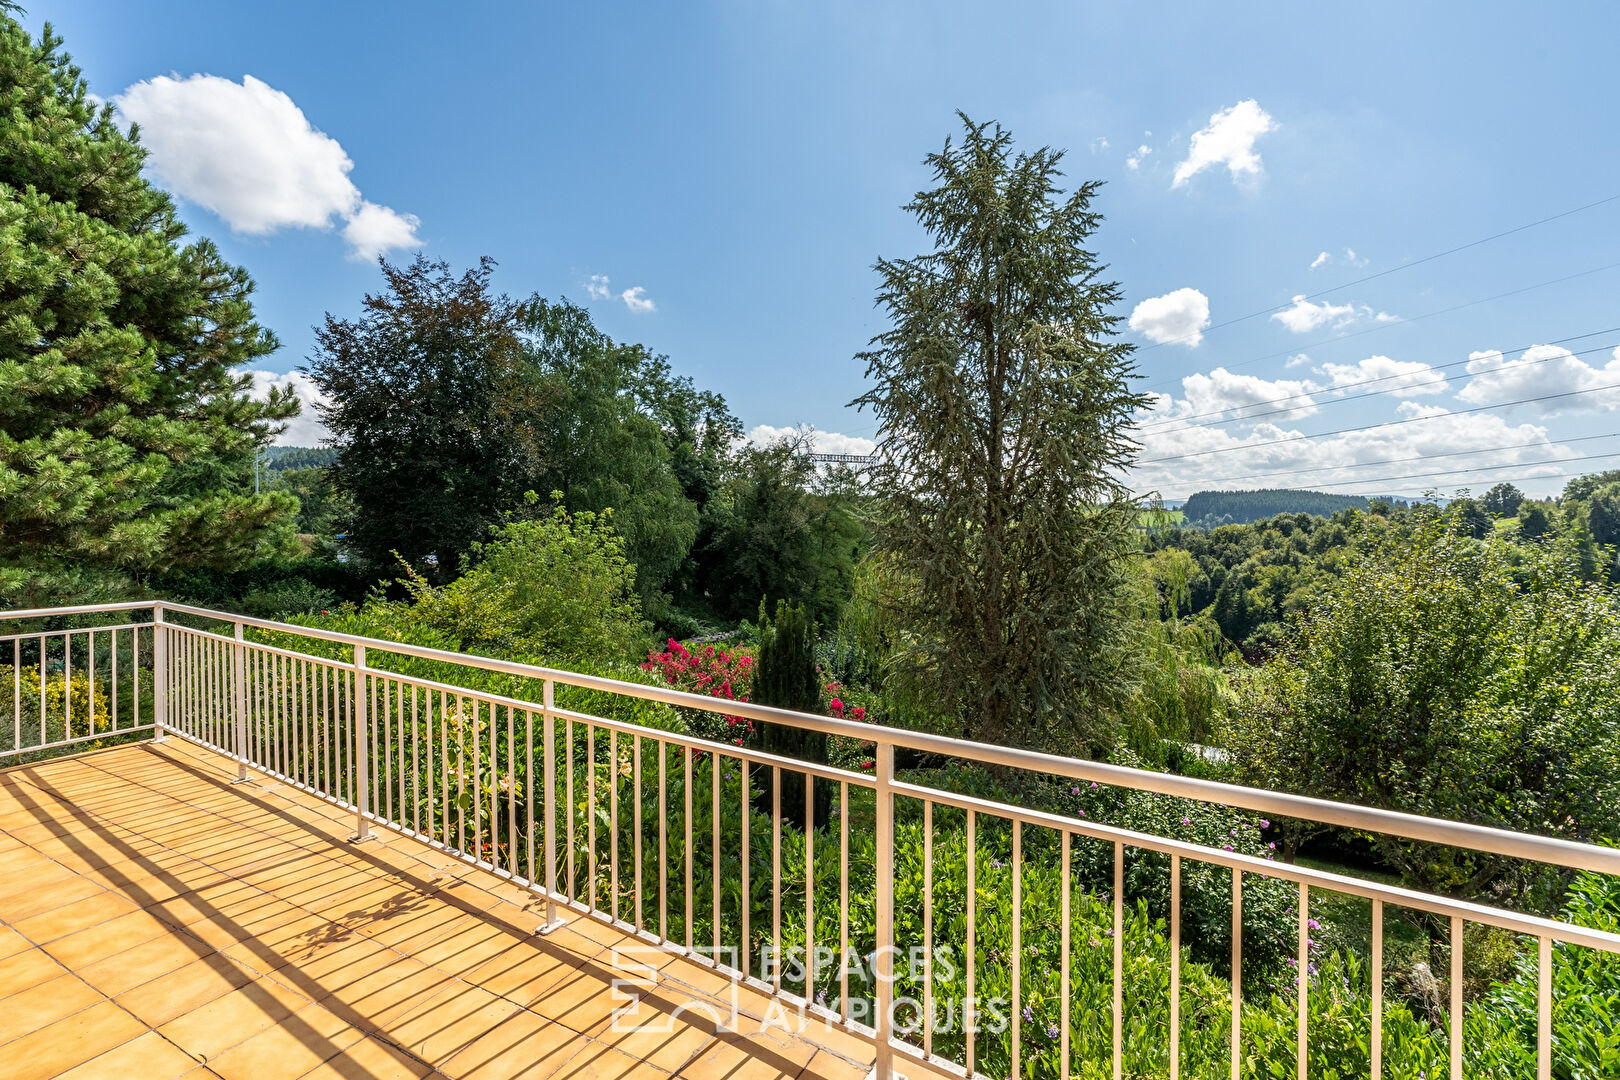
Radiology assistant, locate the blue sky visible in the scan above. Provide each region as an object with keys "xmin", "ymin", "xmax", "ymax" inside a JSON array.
[{"xmin": 42, "ymin": 1, "xmax": 1620, "ymax": 498}]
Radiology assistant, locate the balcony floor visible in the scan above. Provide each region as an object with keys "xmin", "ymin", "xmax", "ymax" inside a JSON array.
[{"xmin": 0, "ymin": 741, "xmax": 931, "ymax": 1080}]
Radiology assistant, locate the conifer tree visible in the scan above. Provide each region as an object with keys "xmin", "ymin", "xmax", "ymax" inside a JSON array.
[
  {"xmin": 754, "ymin": 598, "xmax": 828, "ymax": 826},
  {"xmin": 854, "ymin": 114, "xmax": 1148, "ymax": 754},
  {"xmin": 0, "ymin": 16, "xmax": 299, "ymax": 604}
]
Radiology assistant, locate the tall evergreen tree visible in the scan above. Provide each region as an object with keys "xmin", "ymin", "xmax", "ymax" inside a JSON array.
[
  {"xmin": 0, "ymin": 17, "xmax": 299, "ymax": 605},
  {"xmin": 853, "ymin": 114, "xmax": 1148, "ymax": 753},
  {"xmin": 754, "ymin": 598, "xmax": 828, "ymax": 827}
]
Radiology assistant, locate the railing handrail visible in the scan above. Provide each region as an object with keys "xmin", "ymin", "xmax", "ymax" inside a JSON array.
[{"xmin": 7, "ymin": 598, "xmax": 1620, "ymax": 879}]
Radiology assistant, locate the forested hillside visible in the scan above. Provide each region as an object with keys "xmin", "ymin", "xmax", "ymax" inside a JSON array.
[{"xmin": 1179, "ymin": 488, "xmax": 1374, "ymax": 527}]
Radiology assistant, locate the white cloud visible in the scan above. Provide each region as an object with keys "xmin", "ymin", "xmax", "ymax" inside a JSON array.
[
  {"xmin": 1090, "ymin": 136, "xmax": 1110, "ymax": 154},
  {"xmin": 746, "ymin": 425, "xmax": 876, "ymax": 457},
  {"xmin": 1129, "ymin": 287, "xmax": 1210, "ymax": 346},
  {"xmin": 1285, "ymin": 352, "xmax": 1312, "ymax": 368},
  {"xmin": 1171, "ymin": 99, "xmax": 1277, "ymax": 188},
  {"xmin": 1458, "ymin": 345, "xmax": 1620, "ymax": 412},
  {"xmin": 582, "ymin": 275, "xmax": 656, "ymax": 313},
  {"xmin": 620, "ymin": 286, "xmax": 656, "ymax": 314},
  {"xmin": 115, "ymin": 74, "xmax": 421, "ymax": 260},
  {"xmin": 1131, "ymin": 385, "xmax": 1570, "ymax": 500},
  {"xmin": 1318, "ymin": 355, "xmax": 1446, "ymax": 397},
  {"xmin": 247, "ymin": 370, "xmax": 330, "ymax": 447},
  {"xmin": 341, "ymin": 202, "xmax": 422, "ymax": 262},
  {"xmin": 1271, "ymin": 294, "xmax": 1396, "ymax": 334},
  {"xmin": 1309, "ymin": 251, "xmax": 1330, "ymax": 270},
  {"xmin": 1344, "ymin": 247, "xmax": 1369, "ymax": 268},
  {"xmin": 1125, "ymin": 144, "xmax": 1152, "ymax": 171},
  {"xmin": 1176, "ymin": 368, "xmax": 1319, "ymax": 422}
]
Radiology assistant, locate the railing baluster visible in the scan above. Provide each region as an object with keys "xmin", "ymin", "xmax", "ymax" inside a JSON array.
[
  {"xmin": 804, "ymin": 771, "xmax": 814, "ymax": 1007},
  {"xmin": 86, "ymin": 630, "xmax": 94, "ymax": 731},
  {"xmin": 1537, "ymin": 934, "xmax": 1552, "ymax": 1080},
  {"xmin": 710, "ymin": 750, "xmax": 720, "ymax": 963},
  {"xmin": 1171, "ymin": 854, "xmax": 1181, "ymax": 1080},
  {"xmin": 1371, "ymin": 898, "xmax": 1382, "ymax": 1080},
  {"xmin": 232, "ymin": 622, "xmax": 247, "ymax": 783},
  {"xmin": 413, "ymin": 685, "xmax": 422, "ymax": 836},
  {"xmin": 1232, "ymin": 870, "xmax": 1243, "ymax": 1080},
  {"xmin": 772, "ymin": 764, "xmax": 782, "ymax": 992},
  {"xmin": 566, "ymin": 711, "xmax": 575, "ymax": 904},
  {"xmin": 482, "ymin": 696, "xmax": 495, "ymax": 874},
  {"xmin": 634, "ymin": 733, "xmax": 643, "ymax": 933},
  {"xmin": 839, "ymin": 779, "xmax": 849, "ymax": 1024},
  {"xmin": 965, "ymin": 806, "xmax": 976, "ymax": 1077},
  {"xmin": 1299, "ymin": 883, "xmax": 1310, "ymax": 1080},
  {"xmin": 1062, "ymin": 829, "xmax": 1071, "ymax": 1080},
  {"xmin": 523, "ymin": 707, "xmax": 533, "ymax": 882},
  {"xmin": 684, "ymin": 745, "xmax": 692, "ymax": 953},
  {"xmin": 1450, "ymin": 915, "xmax": 1463, "ymax": 1080},
  {"xmin": 544, "ymin": 680, "xmax": 560, "ymax": 931},
  {"xmin": 872, "ymin": 742, "xmax": 895, "ymax": 1080},
  {"xmin": 507, "ymin": 703, "xmax": 517, "ymax": 876},
  {"xmin": 923, "ymin": 798, "xmax": 933, "ymax": 1059},
  {"xmin": 610, "ymin": 729, "xmax": 620, "ymax": 922},
  {"xmin": 740, "ymin": 759, "xmax": 750, "ymax": 979},
  {"xmin": 658, "ymin": 733, "xmax": 667, "ymax": 944},
  {"xmin": 587, "ymin": 723, "xmax": 596, "ymax": 912},
  {"xmin": 1113, "ymin": 839, "xmax": 1124, "ymax": 1080},
  {"xmin": 1012, "ymin": 818, "xmax": 1022, "ymax": 1075},
  {"xmin": 62, "ymin": 631, "xmax": 71, "ymax": 741},
  {"xmin": 351, "ymin": 644, "xmax": 370, "ymax": 842}
]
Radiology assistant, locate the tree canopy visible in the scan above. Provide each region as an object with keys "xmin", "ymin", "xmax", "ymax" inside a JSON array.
[
  {"xmin": 0, "ymin": 18, "xmax": 300, "ymax": 605},
  {"xmin": 854, "ymin": 114, "xmax": 1148, "ymax": 753}
]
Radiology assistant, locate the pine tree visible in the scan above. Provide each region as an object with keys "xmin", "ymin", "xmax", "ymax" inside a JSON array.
[
  {"xmin": 0, "ymin": 17, "xmax": 299, "ymax": 605},
  {"xmin": 854, "ymin": 114, "xmax": 1149, "ymax": 754}
]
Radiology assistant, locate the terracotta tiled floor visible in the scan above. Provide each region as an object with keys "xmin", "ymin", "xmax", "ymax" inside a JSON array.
[{"xmin": 0, "ymin": 741, "xmax": 951, "ymax": 1080}]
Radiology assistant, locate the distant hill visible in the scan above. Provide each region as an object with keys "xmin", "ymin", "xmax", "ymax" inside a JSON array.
[
  {"xmin": 263, "ymin": 446, "xmax": 337, "ymax": 475},
  {"xmin": 1180, "ymin": 488, "xmax": 1371, "ymax": 526}
]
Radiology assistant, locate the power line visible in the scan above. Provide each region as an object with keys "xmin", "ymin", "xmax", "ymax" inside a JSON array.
[
  {"xmin": 1219, "ymin": 447, "xmax": 1620, "ymax": 495},
  {"xmin": 1139, "ymin": 260, "xmax": 1620, "ymax": 392},
  {"xmin": 1136, "ymin": 335, "xmax": 1620, "ymax": 436},
  {"xmin": 1135, "ymin": 192, "xmax": 1620, "ymax": 352},
  {"xmin": 1137, "ymin": 379, "xmax": 1620, "ymax": 466},
  {"xmin": 1175, "ymin": 432, "xmax": 1620, "ymax": 488}
]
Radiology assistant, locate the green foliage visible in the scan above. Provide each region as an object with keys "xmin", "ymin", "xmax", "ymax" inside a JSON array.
[
  {"xmin": 1180, "ymin": 489, "xmax": 1371, "ymax": 528},
  {"xmin": 260, "ymin": 446, "xmax": 337, "ymax": 475},
  {"xmin": 1225, "ymin": 516, "xmax": 1620, "ymax": 900},
  {"xmin": 267, "ymin": 465, "xmax": 346, "ymax": 539},
  {"xmin": 696, "ymin": 434, "xmax": 864, "ymax": 626},
  {"xmin": 755, "ymin": 598, "xmax": 829, "ymax": 825},
  {"xmin": 390, "ymin": 493, "xmax": 649, "ymax": 667},
  {"xmin": 307, "ymin": 256, "xmax": 540, "ymax": 581},
  {"xmin": 1586, "ymin": 482, "xmax": 1620, "ymax": 548},
  {"xmin": 0, "ymin": 17, "xmax": 300, "ymax": 605},
  {"xmin": 519, "ymin": 298, "xmax": 705, "ymax": 614},
  {"xmin": 1482, "ymin": 482, "xmax": 1525, "ymax": 518},
  {"xmin": 853, "ymin": 114, "xmax": 1148, "ymax": 753}
]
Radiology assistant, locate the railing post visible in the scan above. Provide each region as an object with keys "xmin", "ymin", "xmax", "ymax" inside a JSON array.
[
  {"xmin": 351, "ymin": 643, "xmax": 372, "ymax": 843},
  {"xmin": 231, "ymin": 622, "xmax": 249, "ymax": 784},
  {"xmin": 873, "ymin": 740, "xmax": 897, "ymax": 1079},
  {"xmin": 538, "ymin": 678, "xmax": 565, "ymax": 934},
  {"xmin": 151, "ymin": 605, "xmax": 168, "ymax": 743}
]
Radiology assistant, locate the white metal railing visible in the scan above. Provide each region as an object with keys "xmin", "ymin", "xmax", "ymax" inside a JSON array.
[{"xmin": 1, "ymin": 599, "xmax": 1616, "ymax": 1080}]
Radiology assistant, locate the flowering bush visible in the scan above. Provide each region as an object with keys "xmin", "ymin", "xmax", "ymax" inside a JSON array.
[{"xmin": 642, "ymin": 639, "xmax": 756, "ymax": 745}]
